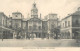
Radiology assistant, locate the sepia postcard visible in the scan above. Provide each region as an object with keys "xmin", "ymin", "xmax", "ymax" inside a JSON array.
[{"xmin": 0, "ymin": 0, "xmax": 80, "ymax": 51}]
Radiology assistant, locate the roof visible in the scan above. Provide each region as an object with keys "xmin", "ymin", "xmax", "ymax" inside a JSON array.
[
  {"xmin": 61, "ymin": 15, "xmax": 71, "ymax": 21},
  {"xmin": 72, "ymin": 11, "xmax": 80, "ymax": 15},
  {"xmin": 61, "ymin": 10, "xmax": 80, "ymax": 21},
  {"xmin": 12, "ymin": 12, "xmax": 22, "ymax": 14},
  {"xmin": 0, "ymin": 12, "xmax": 8, "ymax": 18},
  {"xmin": 28, "ymin": 17, "xmax": 42, "ymax": 21},
  {"xmin": 49, "ymin": 13, "xmax": 57, "ymax": 15},
  {"xmin": 0, "ymin": 12, "xmax": 4, "ymax": 14}
]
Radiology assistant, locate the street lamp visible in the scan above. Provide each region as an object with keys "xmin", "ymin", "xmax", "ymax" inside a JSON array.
[
  {"xmin": 41, "ymin": 29, "xmax": 43, "ymax": 39},
  {"xmin": 48, "ymin": 30, "xmax": 50, "ymax": 39}
]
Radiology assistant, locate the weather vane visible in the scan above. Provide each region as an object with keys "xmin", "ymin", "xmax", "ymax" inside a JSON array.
[{"xmin": 34, "ymin": 0, "xmax": 35, "ymax": 2}]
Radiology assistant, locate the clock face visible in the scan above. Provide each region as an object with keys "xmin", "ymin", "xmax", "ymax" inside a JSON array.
[{"xmin": 32, "ymin": 9, "xmax": 37, "ymax": 12}]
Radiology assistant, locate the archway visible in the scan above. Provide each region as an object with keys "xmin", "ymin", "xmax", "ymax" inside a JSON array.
[{"xmin": 67, "ymin": 31, "xmax": 70, "ymax": 39}]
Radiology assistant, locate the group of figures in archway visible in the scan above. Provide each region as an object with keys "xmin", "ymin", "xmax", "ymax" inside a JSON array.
[
  {"xmin": 13, "ymin": 32, "xmax": 47, "ymax": 39},
  {"xmin": 0, "ymin": 30, "xmax": 62, "ymax": 39}
]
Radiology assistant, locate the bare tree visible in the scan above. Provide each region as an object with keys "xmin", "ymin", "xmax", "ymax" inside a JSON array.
[{"xmin": 50, "ymin": 27, "xmax": 60, "ymax": 39}]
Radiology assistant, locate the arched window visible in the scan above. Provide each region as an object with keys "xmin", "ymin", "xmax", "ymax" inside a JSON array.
[
  {"xmin": 38, "ymin": 26, "xmax": 41, "ymax": 30},
  {"xmin": 68, "ymin": 21, "xmax": 70, "ymax": 27},
  {"xmin": 3, "ymin": 20, "xmax": 4, "ymax": 26},
  {"xmin": 29, "ymin": 26, "xmax": 32, "ymax": 30},
  {"xmin": 33, "ymin": 25, "xmax": 37, "ymax": 30},
  {"xmin": 65, "ymin": 21, "xmax": 67, "ymax": 27},
  {"xmin": 76, "ymin": 19, "xmax": 79, "ymax": 26},
  {"xmin": 67, "ymin": 31, "xmax": 70, "ymax": 39},
  {"xmin": 15, "ymin": 23, "xmax": 19, "ymax": 28},
  {"xmin": 63, "ymin": 23, "xmax": 64, "ymax": 27},
  {"xmin": 68, "ymin": 31, "xmax": 70, "ymax": 36}
]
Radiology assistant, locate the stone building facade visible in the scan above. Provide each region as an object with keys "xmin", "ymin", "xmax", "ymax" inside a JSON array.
[
  {"xmin": 0, "ymin": 12, "xmax": 13, "ymax": 39},
  {"xmin": 45, "ymin": 13, "xmax": 59, "ymax": 38},
  {"xmin": 61, "ymin": 7, "xmax": 80, "ymax": 39},
  {"xmin": 0, "ymin": 2, "xmax": 59, "ymax": 39}
]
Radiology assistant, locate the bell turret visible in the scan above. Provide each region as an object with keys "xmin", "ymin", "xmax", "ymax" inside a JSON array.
[{"xmin": 31, "ymin": 2, "xmax": 38, "ymax": 18}]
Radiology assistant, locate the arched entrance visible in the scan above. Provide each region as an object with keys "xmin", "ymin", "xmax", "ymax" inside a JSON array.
[
  {"xmin": 67, "ymin": 31, "xmax": 70, "ymax": 39},
  {"xmin": 36, "ymin": 33, "xmax": 41, "ymax": 38},
  {"xmin": 30, "ymin": 32, "xmax": 41, "ymax": 38}
]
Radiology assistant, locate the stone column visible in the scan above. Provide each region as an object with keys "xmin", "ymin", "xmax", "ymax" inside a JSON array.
[
  {"xmin": 13, "ymin": 31, "xmax": 16, "ymax": 39},
  {"xmin": 12, "ymin": 31, "xmax": 14, "ymax": 39},
  {"xmin": 25, "ymin": 32, "xmax": 26, "ymax": 39}
]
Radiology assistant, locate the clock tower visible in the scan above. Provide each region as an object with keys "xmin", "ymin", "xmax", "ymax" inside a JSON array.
[{"xmin": 31, "ymin": 2, "xmax": 38, "ymax": 18}]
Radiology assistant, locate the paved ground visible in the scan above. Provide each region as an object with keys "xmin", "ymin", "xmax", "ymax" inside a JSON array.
[{"xmin": 0, "ymin": 38, "xmax": 80, "ymax": 47}]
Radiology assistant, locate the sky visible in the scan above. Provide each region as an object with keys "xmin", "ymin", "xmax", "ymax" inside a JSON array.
[{"xmin": 0, "ymin": 0, "xmax": 80, "ymax": 19}]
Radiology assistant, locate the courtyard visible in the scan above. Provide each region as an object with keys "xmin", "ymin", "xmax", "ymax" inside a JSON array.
[{"xmin": 0, "ymin": 39, "xmax": 80, "ymax": 47}]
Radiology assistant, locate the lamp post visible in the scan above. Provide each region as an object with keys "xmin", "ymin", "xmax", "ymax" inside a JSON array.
[
  {"xmin": 31, "ymin": 29, "xmax": 33, "ymax": 39},
  {"xmin": 48, "ymin": 30, "xmax": 50, "ymax": 39},
  {"xmin": 41, "ymin": 29, "xmax": 43, "ymax": 39}
]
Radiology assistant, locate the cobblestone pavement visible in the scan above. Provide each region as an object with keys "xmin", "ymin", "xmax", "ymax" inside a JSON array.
[{"xmin": 0, "ymin": 38, "xmax": 79, "ymax": 47}]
